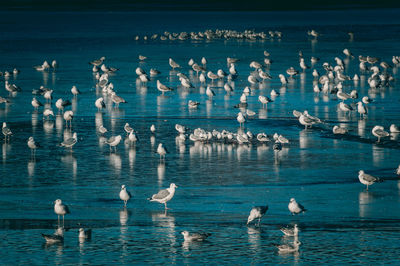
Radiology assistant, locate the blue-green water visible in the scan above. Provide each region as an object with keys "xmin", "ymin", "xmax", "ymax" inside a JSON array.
[{"xmin": 1, "ymin": 10, "xmax": 400, "ymax": 265}]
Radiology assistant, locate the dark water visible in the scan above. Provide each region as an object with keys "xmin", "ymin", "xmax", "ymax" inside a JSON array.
[{"xmin": 0, "ymin": 10, "xmax": 400, "ymax": 265}]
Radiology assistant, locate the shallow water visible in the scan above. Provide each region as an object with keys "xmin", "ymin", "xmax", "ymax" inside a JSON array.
[{"xmin": 0, "ymin": 10, "xmax": 400, "ymax": 265}]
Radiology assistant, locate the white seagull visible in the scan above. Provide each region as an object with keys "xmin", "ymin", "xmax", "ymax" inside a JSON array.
[
  {"xmin": 288, "ymin": 198, "xmax": 306, "ymax": 215},
  {"xmin": 148, "ymin": 183, "xmax": 178, "ymax": 209},
  {"xmin": 157, "ymin": 143, "xmax": 168, "ymax": 160},
  {"xmin": 60, "ymin": 132, "xmax": 77, "ymax": 150},
  {"xmin": 2, "ymin": 122, "xmax": 12, "ymax": 142},
  {"xmin": 372, "ymin": 125, "xmax": 389, "ymax": 143},
  {"xmin": 280, "ymin": 224, "xmax": 299, "ymax": 236},
  {"xmin": 358, "ymin": 170, "xmax": 380, "ymax": 190},
  {"xmin": 105, "ymin": 135, "xmax": 122, "ymax": 152},
  {"xmin": 119, "ymin": 184, "xmax": 132, "ymax": 207},
  {"xmin": 276, "ymin": 240, "xmax": 301, "ymax": 253},
  {"xmin": 181, "ymin": 231, "xmax": 211, "ymax": 242},
  {"xmin": 247, "ymin": 205, "xmax": 268, "ymax": 226},
  {"xmin": 54, "ymin": 199, "xmax": 70, "ymax": 225}
]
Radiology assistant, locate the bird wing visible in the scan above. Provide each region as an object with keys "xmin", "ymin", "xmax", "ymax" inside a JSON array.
[
  {"xmin": 106, "ymin": 136, "xmax": 116, "ymax": 143},
  {"xmin": 191, "ymin": 232, "xmax": 210, "ymax": 241},
  {"xmin": 152, "ymin": 189, "xmax": 170, "ymax": 200},
  {"xmin": 363, "ymin": 173, "xmax": 378, "ymax": 182},
  {"xmin": 61, "ymin": 137, "xmax": 76, "ymax": 146},
  {"xmin": 64, "ymin": 205, "xmax": 70, "ymax": 214},
  {"xmin": 297, "ymin": 202, "xmax": 306, "ymax": 211}
]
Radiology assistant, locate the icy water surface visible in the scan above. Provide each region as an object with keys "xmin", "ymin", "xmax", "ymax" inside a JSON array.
[{"xmin": 1, "ymin": 10, "xmax": 400, "ymax": 265}]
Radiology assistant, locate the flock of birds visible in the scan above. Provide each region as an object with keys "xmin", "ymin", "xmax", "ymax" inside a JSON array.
[{"xmin": 1, "ymin": 28, "xmax": 400, "ymax": 254}]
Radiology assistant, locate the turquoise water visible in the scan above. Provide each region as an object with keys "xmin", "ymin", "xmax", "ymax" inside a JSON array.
[{"xmin": 1, "ymin": 10, "xmax": 400, "ymax": 265}]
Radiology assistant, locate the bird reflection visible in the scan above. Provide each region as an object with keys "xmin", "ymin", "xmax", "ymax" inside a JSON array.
[
  {"xmin": 32, "ymin": 111, "xmax": 39, "ymax": 130},
  {"xmin": 128, "ymin": 147, "xmax": 136, "ymax": 172},
  {"xmin": 247, "ymin": 226, "xmax": 261, "ymax": 252},
  {"xmin": 2, "ymin": 142, "xmax": 11, "ymax": 163},
  {"xmin": 61, "ymin": 153, "xmax": 77, "ymax": 178},
  {"xmin": 157, "ymin": 162, "xmax": 165, "ymax": 187},
  {"xmin": 56, "ymin": 115, "xmax": 63, "ymax": 136},
  {"xmin": 95, "ymin": 112, "xmax": 103, "ymax": 128},
  {"xmin": 28, "ymin": 160, "xmax": 35, "ymax": 177},
  {"xmin": 119, "ymin": 208, "xmax": 130, "ymax": 226},
  {"xmin": 372, "ymin": 145, "xmax": 385, "ymax": 166},
  {"xmin": 299, "ymin": 129, "xmax": 310, "ymax": 149},
  {"xmin": 98, "ymin": 136, "xmax": 106, "ymax": 148},
  {"xmin": 359, "ymin": 191, "xmax": 373, "ymax": 218},
  {"xmin": 109, "ymin": 153, "xmax": 122, "ymax": 175},
  {"xmin": 43, "ymin": 120, "xmax": 54, "ymax": 135},
  {"xmin": 258, "ymin": 108, "xmax": 267, "ymax": 119},
  {"xmin": 151, "ymin": 210, "xmax": 176, "ymax": 249},
  {"xmin": 150, "ymin": 135, "xmax": 156, "ymax": 147}
]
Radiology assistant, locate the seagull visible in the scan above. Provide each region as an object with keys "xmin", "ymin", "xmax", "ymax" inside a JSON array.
[
  {"xmin": 148, "ymin": 183, "xmax": 178, "ymax": 209},
  {"xmin": 362, "ymin": 96, "xmax": 373, "ymax": 104},
  {"xmin": 358, "ymin": 170, "xmax": 380, "ymax": 190},
  {"xmin": 71, "ymin": 85, "xmax": 80, "ymax": 97},
  {"xmin": 43, "ymin": 108, "xmax": 54, "ymax": 120},
  {"xmin": 237, "ymin": 112, "xmax": 245, "ymax": 127},
  {"xmin": 63, "ymin": 110, "xmax": 74, "ymax": 127},
  {"xmin": 337, "ymin": 89, "xmax": 351, "ymax": 101},
  {"xmin": 175, "ymin": 124, "xmax": 186, "ymax": 134},
  {"xmin": 280, "ymin": 224, "xmax": 299, "ymax": 236},
  {"xmin": 356, "ymin": 102, "xmax": 367, "ymax": 118},
  {"xmin": 119, "ymin": 185, "xmax": 132, "ymax": 207},
  {"xmin": 31, "ymin": 97, "xmax": 43, "ymax": 110},
  {"xmin": 54, "ymin": 199, "xmax": 70, "ymax": 225},
  {"xmin": 111, "ymin": 92, "xmax": 127, "ymax": 108},
  {"xmin": 0, "ymin": 96, "xmax": 9, "ymax": 104},
  {"xmin": 150, "ymin": 124, "xmax": 156, "ymax": 134},
  {"xmin": 339, "ymin": 102, "xmax": 353, "ymax": 115},
  {"xmin": 258, "ymin": 95, "xmax": 273, "ymax": 108},
  {"xmin": 390, "ymin": 124, "xmax": 400, "ymax": 133},
  {"xmin": 5, "ymin": 81, "xmax": 22, "ymax": 93},
  {"xmin": 79, "ymin": 228, "xmax": 92, "ymax": 240},
  {"xmin": 42, "ymin": 233, "xmax": 64, "ymax": 243},
  {"xmin": 105, "ymin": 135, "xmax": 122, "ymax": 152},
  {"xmin": 372, "ymin": 125, "xmax": 389, "ymax": 143},
  {"xmin": 332, "ymin": 125, "xmax": 348, "ymax": 135},
  {"xmin": 257, "ymin": 133, "xmax": 270, "ymax": 143},
  {"xmin": 207, "ymin": 71, "xmax": 218, "ymax": 83},
  {"xmin": 247, "ymin": 205, "xmax": 268, "ymax": 226},
  {"xmin": 288, "ymin": 198, "xmax": 306, "ymax": 215},
  {"xmin": 128, "ymin": 130, "xmax": 138, "ymax": 144},
  {"xmin": 157, "ymin": 143, "xmax": 168, "ymax": 160},
  {"xmin": 181, "ymin": 231, "xmax": 211, "ymax": 242},
  {"xmin": 206, "ymin": 86, "xmax": 215, "ymax": 98},
  {"xmin": 188, "ymin": 100, "xmax": 200, "ymax": 109},
  {"xmin": 27, "ymin": 136, "xmax": 40, "ymax": 156},
  {"xmin": 2, "ymin": 122, "xmax": 12, "ymax": 142},
  {"xmin": 157, "ymin": 80, "xmax": 173, "ymax": 94},
  {"xmin": 60, "ymin": 132, "xmax": 77, "ymax": 150},
  {"xmin": 43, "ymin": 90, "xmax": 53, "ymax": 103},
  {"xmin": 276, "ymin": 240, "xmax": 301, "ymax": 253},
  {"xmin": 98, "ymin": 125, "xmax": 107, "ymax": 135},
  {"xmin": 95, "ymin": 97, "xmax": 106, "ymax": 111},
  {"xmin": 89, "ymin": 56, "xmax": 105, "ymax": 66},
  {"xmin": 124, "ymin": 123, "xmax": 134, "ymax": 135},
  {"xmin": 299, "ymin": 111, "xmax": 320, "ymax": 129},
  {"xmin": 169, "ymin": 58, "xmax": 180, "ymax": 69},
  {"xmin": 201, "ymin": 57, "xmax": 207, "ymax": 67},
  {"xmin": 55, "ymin": 98, "xmax": 71, "ymax": 114}
]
